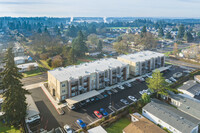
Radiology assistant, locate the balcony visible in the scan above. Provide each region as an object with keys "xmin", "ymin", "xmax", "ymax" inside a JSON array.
[{"xmin": 104, "ymin": 78, "xmax": 110, "ymax": 82}]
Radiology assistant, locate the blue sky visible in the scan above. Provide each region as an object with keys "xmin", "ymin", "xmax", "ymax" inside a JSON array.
[{"xmin": 0, "ymin": 0, "xmax": 199, "ymax": 18}]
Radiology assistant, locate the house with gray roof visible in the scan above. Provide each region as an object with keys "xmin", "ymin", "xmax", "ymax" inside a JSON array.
[
  {"xmin": 168, "ymin": 93, "xmax": 200, "ymax": 121},
  {"xmin": 142, "ymin": 99, "xmax": 200, "ymax": 133},
  {"xmin": 178, "ymin": 80, "xmax": 200, "ymax": 98}
]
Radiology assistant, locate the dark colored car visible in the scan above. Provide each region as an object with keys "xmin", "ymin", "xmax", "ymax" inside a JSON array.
[{"xmin": 100, "ymin": 108, "xmax": 108, "ymax": 116}]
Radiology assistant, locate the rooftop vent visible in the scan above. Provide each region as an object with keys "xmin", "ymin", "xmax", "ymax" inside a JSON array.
[{"xmin": 187, "ymin": 106, "xmax": 190, "ymax": 109}]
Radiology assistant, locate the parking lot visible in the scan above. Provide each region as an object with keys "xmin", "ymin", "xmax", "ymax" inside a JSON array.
[{"xmin": 29, "ymin": 65, "xmax": 193, "ymax": 131}]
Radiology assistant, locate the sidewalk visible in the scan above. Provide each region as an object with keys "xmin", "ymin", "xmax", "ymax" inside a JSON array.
[{"xmin": 40, "ymin": 83, "xmax": 66, "ymax": 110}]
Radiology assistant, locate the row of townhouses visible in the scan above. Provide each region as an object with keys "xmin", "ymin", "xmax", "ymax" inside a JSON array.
[
  {"xmin": 48, "ymin": 51, "xmax": 165, "ymax": 102},
  {"xmin": 142, "ymin": 93, "xmax": 200, "ymax": 133}
]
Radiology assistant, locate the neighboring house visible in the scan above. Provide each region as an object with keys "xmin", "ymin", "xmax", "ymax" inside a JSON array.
[
  {"xmin": 48, "ymin": 58, "xmax": 129, "ymax": 102},
  {"xmin": 17, "ymin": 62, "xmax": 38, "ymax": 72},
  {"xmin": 87, "ymin": 126, "xmax": 107, "ymax": 133},
  {"xmin": 178, "ymin": 80, "xmax": 200, "ymax": 98},
  {"xmin": 14, "ymin": 56, "xmax": 28, "ymax": 65},
  {"xmin": 13, "ymin": 43, "xmax": 25, "ymax": 57},
  {"xmin": 25, "ymin": 95, "xmax": 41, "ymax": 133},
  {"xmin": 123, "ymin": 113, "xmax": 166, "ymax": 133},
  {"xmin": 142, "ymin": 99, "xmax": 200, "ymax": 133},
  {"xmin": 85, "ymin": 52, "xmax": 101, "ymax": 57},
  {"xmin": 166, "ymin": 93, "xmax": 200, "ymax": 121},
  {"xmin": 117, "ymin": 51, "xmax": 165, "ymax": 76}
]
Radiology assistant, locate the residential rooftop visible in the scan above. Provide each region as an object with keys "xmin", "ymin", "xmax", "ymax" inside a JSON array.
[
  {"xmin": 118, "ymin": 51, "xmax": 164, "ymax": 62},
  {"xmin": 169, "ymin": 93, "xmax": 200, "ymax": 120},
  {"xmin": 178, "ymin": 80, "xmax": 200, "ymax": 96},
  {"xmin": 123, "ymin": 113, "xmax": 166, "ymax": 133},
  {"xmin": 143, "ymin": 99, "xmax": 200, "ymax": 133},
  {"xmin": 48, "ymin": 58, "xmax": 128, "ymax": 82}
]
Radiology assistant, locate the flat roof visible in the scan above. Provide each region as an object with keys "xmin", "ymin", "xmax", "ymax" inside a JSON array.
[
  {"xmin": 118, "ymin": 51, "xmax": 164, "ymax": 63},
  {"xmin": 26, "ymin": 95, "xmax": 40, "ymax": 119},
  {"xmin": 17, "ymin": 62, "xmax": 38, "ymax": 69},
  {"xmin": 87, "ymin": 126, "xmax": 107, "ymax": 133},
  {"xmin": 66, "ymin": 90, "xmax": 101, "ymax": 105},
  {"xmin": 49, "ymin": 58, "xmax": 128, "ymax": 82},
  {"xmin": 153, "ymin": 66, "xmax": 170, "ymax": 72},
  {"xmin": 169, "ymin": 93, "xmax": 200, "ymax": 120},
  {"xmin": 178, "ymin": 80, "xmax": 200, "ymax": 96},
  {"xmin": 14, "ymin": 56, "xmax": 28, "ymax": 61},
  {"xmin": 143, "ymin": 99, "xmax": 199, "ymax": 133}
]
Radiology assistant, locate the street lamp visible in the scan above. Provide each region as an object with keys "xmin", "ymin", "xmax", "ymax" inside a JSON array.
[{"xmin": 109, "ymin": 93, "xmax": 112, "ymax": 106}]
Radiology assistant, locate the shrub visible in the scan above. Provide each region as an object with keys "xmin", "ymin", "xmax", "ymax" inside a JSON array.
[{"xmin": 40, "ymin": 53, "xmax": 49, "ymax": 60}]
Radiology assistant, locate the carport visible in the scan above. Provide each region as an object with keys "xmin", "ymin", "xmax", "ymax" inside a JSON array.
[
  {"xmin": 66, "ymin": 90, "xmax": 101, "ymax": 106},
  {"xmin": 153, "ymin": 66, "xmax": 170, "ymax": 73}
]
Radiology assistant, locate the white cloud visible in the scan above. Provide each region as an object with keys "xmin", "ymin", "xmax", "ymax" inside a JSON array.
[{"xmin": 0, "ymin": 0, "xmax": 199, "ymax": 17}]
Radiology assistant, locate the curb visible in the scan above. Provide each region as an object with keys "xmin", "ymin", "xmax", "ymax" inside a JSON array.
[{"xmin": 40, "ymin": 84, "xmax": 60, "ymax": 114}]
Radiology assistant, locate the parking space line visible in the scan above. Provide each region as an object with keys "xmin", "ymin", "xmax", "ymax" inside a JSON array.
[{"xmin": 87, "ymin": 116, "xmax": 94, "ymax": 123}]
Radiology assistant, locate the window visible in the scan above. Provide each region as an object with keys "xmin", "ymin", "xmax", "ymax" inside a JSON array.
[
  {"xmin": 62, "ymin": 90, "xmax": 65, "ymax": 93},
  {"xmin": 62, "ymin": 84, "xmax": 65, "ymax": 87}
]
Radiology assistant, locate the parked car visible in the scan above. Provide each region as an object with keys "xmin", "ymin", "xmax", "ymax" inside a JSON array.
[
  {"xmin": 173, "ymin": 72, "xmax": 183, "ymax": 79},
  {"xmin": 63, "ymin": 124, "xmax": 73, "ymax": 133},
  {"xmin": 86, "ymin": 99, "xmax": 90, "ymax": 104},
  {"xmin": 57, "ymin": 108, "xmax": 64, "ymax": 115},
  {"xmin": 165, "ymin": 79, "xmax": 172, "ymax": 84},
  {"xmin": 117, "ymin": 85, "xmax": 124, "ymax": 90},
  {"xmin": 169, "ymin": 77, "xmax": 177, "ymax": 82},
  {"xmin": 183, "ymin": 70, "xmax": 191, "ymax": 74},
  {"xmin": 103, "ymin": 93, "xmax": 108, "ymax": 98},
  {"xmin": 120, "ymin": 99, "xmax": 129, "ymax": 105},
  {"xmin": 94, "ymin": 110, "xmax": 103, "ymax": 119},
  {"xmin": 76, "ymin": 119, "xmax": 86, "ymax": 129},
  {"xmin": 128, "ymin": 96, "xmax": 137, "ymax": 102},
  {"xmin": 55, "ymin": 127, "xmax": 64, "ymax": 133},
  {"xmin": 106, "ymin": 90, "xmax": 112, "ymax": 95},
  {"xmin": 80, "ymin": 101, "xmax": 86, "ymax": 106},
  {"xmin": 111, "ymin": 88, "xmax": 118, "ymax": 93},
  {"xmin": 67, "ymin": 103, "xmax": 75, "ymax": 110},
  {"xmin": 90, "ymin": 97, "xmax": 95, "ymax": 102},
  {"xmin": 100, "ymin": 108, "xmax": 108, "ymax": 116},
  {"xmin": 125, "ymin": 83, "xmax": 131, "ymax": 87}
]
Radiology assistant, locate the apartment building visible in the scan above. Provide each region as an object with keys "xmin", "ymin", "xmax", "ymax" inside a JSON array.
[
  {"xmin": 117, "ymin": 51, "xmax": 165, "ymax": 76},
  {"xmin": 48, "ymin": 58, "xmax": 129, "ymax": 102}
]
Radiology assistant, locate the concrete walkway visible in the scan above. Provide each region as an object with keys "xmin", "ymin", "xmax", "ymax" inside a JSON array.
[{"xmin": 40, "ymin": 84, "xmax": 66, "ymax": 110}]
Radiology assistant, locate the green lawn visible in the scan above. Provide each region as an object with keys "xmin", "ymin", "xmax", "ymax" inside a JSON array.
[
  {"xmin": 106, "ymin": 117, "xmax": 131, "ymax": 133},
  {"xmin": 22, "ymin": 68, "xmax": 43, "ymax": 78},
  {"xmin": 0, "ymin": 122, "xmax": 21, "ymax": 133}
]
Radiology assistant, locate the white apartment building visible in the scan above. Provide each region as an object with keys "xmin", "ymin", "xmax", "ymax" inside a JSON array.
[
  {"xmin": 117, "ymin": 51, "xmax": 165, "ymax": 76},
  {"xmin": 48, "ymin": 58, "xmax": 129, "ymax": 102}
]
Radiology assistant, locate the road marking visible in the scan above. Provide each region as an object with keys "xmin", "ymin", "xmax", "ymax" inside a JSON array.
[
  {"xmin": 115, "ymin": 103, "xmax": 120, "ymax": 108},
  {"xmin": 87, "ymin": 116, "xmax": 93, "ymax": 123}
]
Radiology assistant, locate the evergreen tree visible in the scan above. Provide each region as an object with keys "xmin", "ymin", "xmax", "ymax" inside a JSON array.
[
  {"xmin": 67, "ymin": 48, "xmax": 76, "ymax": 64},
  {"xmin": 141, "ymin": 26, "xmax": 147, "ymax": 37},
  {"xmin": 37, "ymin": 28, "xmax": 42, "ymax": 34},
  {"xmin": 0, "ymin": 48, "xmax": 29, "ymax": 127},
  {"xmin": 97, "ymin": 40, "xmax": 103, "ymax": 51},
  {"xmin": 177, "ymin": 24, "xmax": 185, "ymax": 39},
  {"xmin": 72, "ymin": 31, "xmax": 88, "ymax": 57},
  {"xmin": 146, "ymin": 70, "xmax": 169, "ymax": 97},
  {"xmin": 158, "ymin": 27, "xmax": 164, "ymax": 37},
  {"xmin": 60, "ymin": 23, "xmax": 64, "ymax": 30},
  {"xmin": 165, "ymin": 32, "xmax": 173, "ymax": 39},
  {"xmin": 184, "ymin": 31, "xmax": 194, "ymax": 43}
]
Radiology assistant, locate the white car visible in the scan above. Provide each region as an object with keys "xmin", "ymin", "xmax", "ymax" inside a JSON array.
[
  {"xmin": 169, "ymin": 77, "xmax": 177, "ymax": 82},
  {"xmin": 64, "ymin": 124, "xmax": 73, "ymax": 133},
  {"xmin": 183, "ymin": 70, "xmax": 191, "ymax": 74},
  {"xmin": 128, "ymin": 96, "xmax": 137, "ymax": 102},
  {"xmin": 165, "ymin": 79, "xmax": 172, "ymax": 84},
  {"xmin": 118, "ymin": 85, "xmax": 125, "ymax": 90},
  {"xmin": 173, "ymin": 72, "xmax": 183, "ymax": 79},
  {"xmin": 125, "ymin": 83, "xmax": 132, "ymax": 87},
  {"xmin": 120, "ymin": 99, "xmax": 129, "ymax": 105}
]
